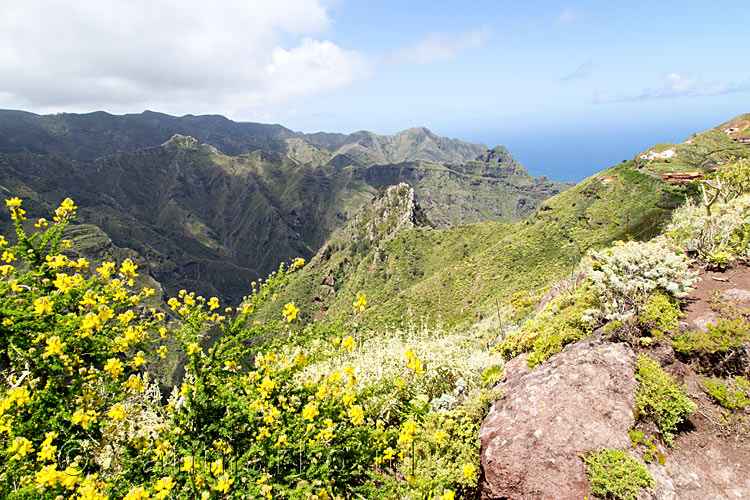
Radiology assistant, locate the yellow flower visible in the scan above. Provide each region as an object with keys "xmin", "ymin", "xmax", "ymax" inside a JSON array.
[
  {"xmin": 153, "ymin": 477, "xmax": 175, "ymax": 500},
  {"xmin": 302, "ymin": 402, "xmax": 319, "ymax": 422},
  {"xmin": 34, "ymin": 296, "xmax": 53, "ymax": 315},
  {"xmin": 462, "ymin": 463, "xmax": 477, "ymax": 480},
  {"xmin": 434, "ymin": 430, "xmax": 447, "ymax": 445},
  {"xmin": 208, "ymin": 297, "xmax": 220, "ymax": 310},
  {"xmin": 1, "ymin": 250, "xmax": 16, "ymax": 263},
  {"xmin": 54, "ymin": 198, "xmax": 77, "ymax": 221},
  {"xmin": 123, "ymin": 486, "xmax": 150, "ymax": 500},
  {"xmin": 119, "ymin": 258, "xmax": 139, "ymax": 278},
  {"xmin": 132, "ymin": 351, "xmax": 147, "ymax": 367},
  {"xmin": 440, "ymin": 490, "xmax": 455, "ymax": 500},
  {"xmin": 42, "ymin": 335, "xmax": 66, "ymax": 358},
  {"xmin": 282, "ymin": 301, "xmax": 299, "ymax": 322},
  {"xmin": 72, "ymin": 409, "xmax": 100, "ymax": 429},
  {"xmin": 8, "ymin": 436, "xmax": 34, "ymax": 460},
  {"xmin": 341, "ymin": 335, "xmax": 355, "ymax": 351},
  {"xmin": 97, "ymin": 261, "xmax": 116, "ymax": 279},
  {"xmin": 103, "ymin": 357, "xmax": 124, "ymax": 378},
  {"xmin": 275, "ymin": 434, "xmax": 289, "ymax": 447},
  {"xmin": 293, "ymin": 257, "xmax": 305, "ymax": 268},
  {"xmin": 53, "ymin": 272, "xmax": 76, "ymax": 292},
  {"xmin": 211, "ymin": 458, "xmax": 224, "ymax": 476},
  {"xmin": 35, "ymin": 464, "xmax": 59, "ymax": 487},
  {"xmin": 37, "ymin": 443, "xmax": 57, "ymax": 462},
  {"xmin": 0, "ymin": 235, "xmax": 6, "ymax": 246},
  {"xmin": 107, "ymin": 403, "xmax": 126, "ymax": 422},
  {"xmin": 347, "ymin": 405, "xmax": 365, "ymax": 426},
  {"xmin": 187, "ymin": 342, "xmax": 201, "ymax": 355},
  {"xmin": 181, "ymin": 456, "xmax": 195, "ymax": 472},
  {"xmin": 125, "ymin": 374, "xmax": 146, "ymax": 393},
  {"xmin": 60, "ymin": 465, "xmax": 81, "ymax": 489},
  {"xmin": 157, "ymin": 346, "xmax": 168, "ymax": 359},
  {"xmin": 353, "ymin": 293, "xmax": 367, "ymax": 312},
  {"xmin": 5, "ymin": 197, "xmax": 22, "ymax": 209},
  {"xmin": 213, "ymin": 474, "xmax": 234, "ymax": 494}
]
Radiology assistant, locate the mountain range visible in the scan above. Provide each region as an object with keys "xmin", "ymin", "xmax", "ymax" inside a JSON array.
[{"xmin": 0, "ymin": 110, "xmax": 570, "ymax": 304}]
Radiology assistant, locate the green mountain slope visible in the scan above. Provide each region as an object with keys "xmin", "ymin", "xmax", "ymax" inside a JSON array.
[
  {"xmin": 0, "ymin": 115, "xmax": 568, "ymax": 304},
  {"xmin": 271, "ymin": 116, "xmax": 750, "ymax": 330}
]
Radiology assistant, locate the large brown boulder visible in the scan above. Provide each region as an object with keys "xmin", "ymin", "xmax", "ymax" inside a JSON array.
[{"xmin": 479, "ymin": 334, "xmax": 638, "ymax": 499}]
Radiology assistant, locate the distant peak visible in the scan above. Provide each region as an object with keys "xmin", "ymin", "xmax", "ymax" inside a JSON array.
[
  {"xmin": 162, "ymin": 134, "xmax": 209, "ymax": 151},
  {"xmin": 398, "ymin": 126, "xmax": 434, "ymax": 137},
  {"xmin": 475, "ymin": 145, "xmax": 511, "ymax": 163},
  {"xmin": 162, "ymin": 134, "xmax": 199, "ymax": 150}
]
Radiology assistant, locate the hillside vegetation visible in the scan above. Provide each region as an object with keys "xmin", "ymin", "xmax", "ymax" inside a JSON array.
[
  {"xmin": 270, "ymin": 117, "xmax": 750, "ymax": 332},
  {"xmin": 0, "ymin": 111, "xmax": 569, "ymax": 306},
  {"xmin": 1, "ymin": 113, "xmax": 750, "ymax": 500}
]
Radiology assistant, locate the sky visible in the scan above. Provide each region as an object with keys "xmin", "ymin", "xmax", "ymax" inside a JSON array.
[{"xmin": 1, "ymin": 0, "xmax": 748, "ymax": 181}]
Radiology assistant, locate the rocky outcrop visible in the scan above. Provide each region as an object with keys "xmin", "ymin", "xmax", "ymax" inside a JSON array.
[{"xmin": 479, "ymin": 333, "xmax": 638, "ymax": 500}]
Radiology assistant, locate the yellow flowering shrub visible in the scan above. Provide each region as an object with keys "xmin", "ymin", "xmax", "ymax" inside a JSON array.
[{"xmin": 0, "ymin": 197, "xmax": 480, "ymax": 500}]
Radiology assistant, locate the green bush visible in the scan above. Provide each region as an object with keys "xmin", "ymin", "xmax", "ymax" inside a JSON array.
[
  {"xmin": 587, "ymin": 240, "xmax": 697, "ymax": 322},
  {"xmin": 583, "ymin": 448, "xmax": 655, "ymax": 500},
  {"xmin": 0, "ymin": 197, "xmax": 457, "ymax": 500},
  {"xmin": 666, "ymin": 192, "xmax": 750, "ymax": 263},
  {"xmin": 398, "ymin": 408, "xmax": 480, "ymax": 497},
  {"xmin": 497, "ymin": 283, "xmax": 597, "ymax": 367},
  {"xmin": 638, "ymin": 290, "xmax": 681, "ymax": 339},
  {"xmin": 702, "ymin": 376, "xmax": 750, "ymax": 411},
  {"xmin": 636, "ymin": 355, "xmax": 697, "ymax": 445},
  {"xmin": 672, "ymin": 316, "xmax": 750, "ymax": 354}
]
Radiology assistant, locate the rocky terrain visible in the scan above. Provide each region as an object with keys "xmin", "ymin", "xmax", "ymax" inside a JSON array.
[{"xmin": 479, "ymin": 263, "xmax": 750, "ymax": 500}]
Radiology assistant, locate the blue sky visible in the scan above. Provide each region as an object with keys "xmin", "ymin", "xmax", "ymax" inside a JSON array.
[{"xmin": 0, "ymin": 0, "xmax": 748, "ymax": 180}]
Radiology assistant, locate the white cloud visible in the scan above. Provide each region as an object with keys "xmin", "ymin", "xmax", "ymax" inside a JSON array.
[
  {"xmin": 0, "ymin": 0, "xmax": 372, "ymax": 115},
  {"xmin": 392, "ymin": 27, "xmax": 490, "ymax": 65},
  {"xmin": 553, "ymin": 7, "xmax": 578, "ymax": 29},
  {"xmin": 562, "ymin": 60, "xmax": 594, "ymax": 81},
  {"xmin": 595, "ymin": 72, "xmax": 748, "ymax": 103}
]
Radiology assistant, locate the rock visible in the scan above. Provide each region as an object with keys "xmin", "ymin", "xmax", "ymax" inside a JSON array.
[
  {"xmin": 499, "ymin": 353, "xmax": 531, "ymax": 383},
  {"xmin": 479, "ymin": 334, "xmax": 638, "ymax": 500},
  {"xmin": 648, "ymin": 341, "xmax": 677, "ymax": 367}
]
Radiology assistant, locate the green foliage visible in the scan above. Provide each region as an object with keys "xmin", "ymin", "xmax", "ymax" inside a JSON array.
[
  {"xmin": 638, "ymin": 290, "xmax": 681, "ymax": 339},
  {"xmin": 497, "ymin": 283, "xmax": 597, "ymax": 367},
  {"xmin": 636, "ymin": 355, "xmax": 697, "ymax": 445},
  {"xmin": 701, "ymin": 376, "xmax": 750, "ymax": 411},
  {"xmin": 399, "ymin": 409, "xmax": 480, "ymax": 497},
  {"xmin": 698, "ymin": 158, "xmax": 750, "ymax": 215},
  {"xmin": 671, "ymin": 299, "xmax": 750, "ymax": 376},
  {"xmin": 583, "ymin": 448, "xmax": 655, "ymax": 500},
  {"xmin": 628, "ymin": 430, "xmax": 666, "ymax": 465},
  {"xmin": 707, "ymin": 250, "xmax": 734, "ymax": 270},
  {"xmin": 666, "ymin": 193, "xmax": 750, "ymax": 264},
  {"xmin": 0, "ymin": 198, "xmax": 474, "ymax": 500},
  {"xmin": 588, "ymin": 239, "xmax": 697, "ymax": 322},
  {"xmin": 672, "ymin": 317, "xmax": 750, "ymax": 355},
  {"xmin": 481, "ymin": 365, "xmax": 504, "ymax": 388},
  {"xmin": 272, "ymin": 158, "xmax": 683, "ymax": 332}
]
